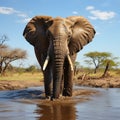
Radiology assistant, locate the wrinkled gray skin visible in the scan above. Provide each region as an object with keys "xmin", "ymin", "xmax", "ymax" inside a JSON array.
[{"xmin": 23, "ymin": 16, "xmax": 95, "ymax": 99}]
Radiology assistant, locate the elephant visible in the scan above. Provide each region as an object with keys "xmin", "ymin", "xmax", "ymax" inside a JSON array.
[{"xmin": 23, "ymin": 15, "xmax": 95, "ymax": 99}]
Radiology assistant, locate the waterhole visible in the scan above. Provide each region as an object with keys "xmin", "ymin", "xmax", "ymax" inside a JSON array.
[{"xmin": 0, "ymin": 86, "xmax": 120, "ymax": 120}]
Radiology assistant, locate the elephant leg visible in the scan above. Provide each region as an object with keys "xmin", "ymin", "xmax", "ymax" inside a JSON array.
[
  {"xmin": 63, "ymin": 54, "xmax": 76, "ymax": 96},
  {"xmin": 43, "ymin": 65, "xmax": 52, "ymax": 98},
  {"xmin": 34, "ymin": 50, "xmax": 52, "ymax": 98},
  {"xmin": 63, "ymin": 60, "xmax": 74, "ymax": 96},
  {"xmin": 60, "ymin": 74, "xmax": 64, "ymax": 95}
]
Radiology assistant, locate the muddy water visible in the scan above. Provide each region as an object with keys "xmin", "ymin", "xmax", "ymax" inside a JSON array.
[{"xmin": 0, "ymin": 86, "xmax": 120, "ymax": 120}]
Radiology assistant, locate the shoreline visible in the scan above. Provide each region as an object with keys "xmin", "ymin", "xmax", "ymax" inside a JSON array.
[
  {"xmin": 0, "ymin": 79, "xmax": 99, "ymax": 103},
  {"xmin": 0, "ymin": 80, "xmax": 44, "ymax": 91},
  {"xmin": 0, "ymin": 76, "xmax": 120, "ymax": 91},
  {"xmin": 76, "ymin": 76, "xmax": 120, "ymax": 88}
]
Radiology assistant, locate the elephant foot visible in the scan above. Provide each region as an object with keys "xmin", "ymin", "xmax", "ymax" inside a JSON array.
[
  {"xmin": 51, "ymin": 94, "xmax": 63, "ymax": 101},
  {"xmin": 45, "ymin": 91, "xmax": 51, "ymax": 99},
  {"xmin": 63, "ymin": 88, "xmax": 72, "ymax": 97},
  {"xmin": 50, "ymin": 96, "xmax": 54, "ymax": 101},
  {"xmin": 51, "ymin": 96, "xmax": 59, "ymax": 101},
  {"xmin": 45, "ymin": 95, "xmax": 51, "ymax": 100}
]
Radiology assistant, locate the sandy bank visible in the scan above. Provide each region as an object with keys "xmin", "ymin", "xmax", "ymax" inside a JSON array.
[
  {"xmin": 76, "ymin": 76, "xmax": 120, "ymax": 88},
  {"xmin": 0, "ymin": 80, "xmax": 43, "ymax": 90}
]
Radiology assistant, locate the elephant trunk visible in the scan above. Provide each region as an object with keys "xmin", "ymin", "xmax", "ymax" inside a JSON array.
[
  {"xmin": 51, "ymin": 38, "xmax": 65, "ymax": 98},
  {"xmin": 53, "ymin": 52, "xmax": 64, "ymax": 98}
]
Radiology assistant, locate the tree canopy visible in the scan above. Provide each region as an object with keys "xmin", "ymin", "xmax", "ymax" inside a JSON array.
[
  {"xmin": 0, "ymin": 35, "xmax": 27, "ymax": 75},
  {"xmin": 84, "ymin": 51, "xmax": 119, "ymax": 74}
]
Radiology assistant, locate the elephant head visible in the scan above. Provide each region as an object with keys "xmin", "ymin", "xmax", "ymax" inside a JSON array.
[{"xmin": 23, "ymin": 15, "xmax": 95, "ymax": 99}]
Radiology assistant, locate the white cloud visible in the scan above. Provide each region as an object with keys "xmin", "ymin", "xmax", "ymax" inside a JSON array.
[
  {"xmin": 17, "ymin": 17, "xmax": 31, "ymax": 23},
  {"xmin": 86, "ymin": 6, "xmax": 116, "ymax": 20},
  {"xmin": 0, "ymin": 6, "xmax": 30, "ymax": 23},
  {"xmin": 0, "ymin": 7, "xmax": 17, "ymax": 14},
  {"xmin": 86, "ymin": 6, "xmax": 94, "ymax": 11},
  {"xmin": 90, "ymin": 10, "xmax": 115, "ymax": 20},
  {"xmin": 23, "ymin": 18, "xmax": 31, "ymax": 22},
  {"xmin": 88, "ymin": 16, "xmax": 97, "ymax": 20},
  {"xmin": 72, "ymin": 11, "xmax": 78, "ymax": 15},
  {"xmin": 96, "ymin": 32, "xmax": 101, "ymax": 35},
  {"xmin": 17, "ymin": 13, "xmax": 28, "ymax": 18}
]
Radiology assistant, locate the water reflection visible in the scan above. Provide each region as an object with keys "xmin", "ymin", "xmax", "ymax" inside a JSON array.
[
  {"xmin": 0, "ymin": 87, "xmax": 120, "ymax": 120},
  {"xmin": 76, "ymin": 88, "xmax": 120, "ymax": 120},
  {"xmin": 36, "ymin": 103, "xmax": 76, "ymax": 120}
]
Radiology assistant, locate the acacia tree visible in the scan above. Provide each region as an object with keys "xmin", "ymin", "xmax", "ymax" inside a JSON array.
[
  {"xmin": 0, "ymin": 35, "xmax": 27, "ymax": 75},
  {"xmin": 0, "ymin": 35, "xmax": 8, "ymax": 46},
  {"xmin": 101, "ymin": 58, "xmax": 119, "ymax": 77},
  {"xmin": 0, "ymin": 35, "xmax": 8, "ymax": 74},
  {"xmin": 84, "ymin": 51, "xmax": 119, "ymax": 74}
]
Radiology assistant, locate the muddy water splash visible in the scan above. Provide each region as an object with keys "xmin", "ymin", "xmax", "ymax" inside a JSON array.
[{"xmin": 0, "ymin": 86, "xmax": 120, "ymax": 120}]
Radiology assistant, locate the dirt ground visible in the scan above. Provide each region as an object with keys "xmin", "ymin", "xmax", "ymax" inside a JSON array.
[
  {"xmin": 0, "ymin": 76, "xmax": 120, "ymax": 91},
  {"xmin": 0, "ymin": 80, "xmax": 43, "ymax": 90},
  {"xmin": 76, "ymin": 76, "xmax": 120, "ymax": 88}
]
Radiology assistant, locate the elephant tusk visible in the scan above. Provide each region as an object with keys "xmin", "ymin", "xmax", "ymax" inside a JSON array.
[
  {"xmin": 43, "ymin": 40, "xmax": 52, "ymax": 71},
  {"xmin": 43, "ymin": 55, "xmax": 49, "ymax": 71},
  {"xmin": 67, "ymin": 55, "xmax": 74, "ymax": 71}
]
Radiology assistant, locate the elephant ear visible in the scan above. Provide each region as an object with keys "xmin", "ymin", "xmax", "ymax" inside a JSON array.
[
  {"xmin": 23, "ymin": 16, "xmax": 52, "ymax": 46},
  {"xmin": 67, "ymin": 16, "xmax": 96, "ymax": 55}
]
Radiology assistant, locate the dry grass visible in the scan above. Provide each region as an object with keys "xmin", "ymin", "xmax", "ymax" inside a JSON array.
[
  {"xmin": 0, "ymin": 70, "xmax": 120, "ymax": 82},
  {"xmin": 0, "ymin": 72, "xmax": 44, "ymax": 81},
  {"xmin": 76, "ymin": 70, "xmax": 120, "ymax": 79},
  {"xmin": 0, "ymin": 70, "xmax": 120, "ymax": 90}
]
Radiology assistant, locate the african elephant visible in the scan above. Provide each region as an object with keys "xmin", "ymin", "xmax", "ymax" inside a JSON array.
[{"xmin": 23, "ymin": 15, "xmax": 95, "ymax": 99}]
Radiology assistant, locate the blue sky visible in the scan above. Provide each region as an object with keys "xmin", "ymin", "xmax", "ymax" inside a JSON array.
[{"xmin": 0, "ymin": 0, "xmax": 120, "ymax": 67}]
